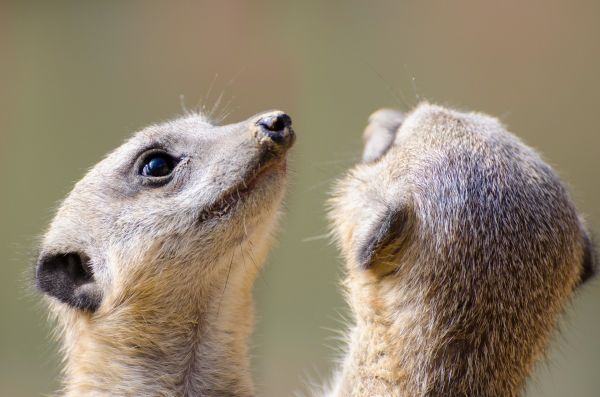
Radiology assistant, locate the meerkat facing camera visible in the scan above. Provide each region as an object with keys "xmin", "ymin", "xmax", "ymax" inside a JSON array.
[
  {"xmin": 35, "ymin": 110, "xmax": 295, "ymax": 396},
  {"xmin": 327, "ymin": 104, "xmax": 595, "ymax": 396}
]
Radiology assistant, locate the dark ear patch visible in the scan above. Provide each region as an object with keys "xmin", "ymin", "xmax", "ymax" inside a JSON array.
[
  {"xmin": 35, "ymin": 253, "xmax": 102, "ymax": 311},
  {"xmin": 579, "ymin": 233, "xmax": 597, "ymax": 286},
  {"xmin": 357, "ymin": 208, "xmax": 409, "ymax": 270}
]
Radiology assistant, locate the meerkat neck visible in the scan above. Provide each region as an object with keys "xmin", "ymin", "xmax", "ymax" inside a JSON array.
[
  {"xmin": 332, "ymin": 279, "xmax": 412, "ymax": 397},
  {"xmin": 332, "ymin": 275, "xmax": 527, "ymax": 397},
  {"xmin": 59, "ymin": 252, "xmax": 258, "ymax": 397},
  {"xmin": 332, "ymin": 320, "xmax": 406, "ymax": 396}
]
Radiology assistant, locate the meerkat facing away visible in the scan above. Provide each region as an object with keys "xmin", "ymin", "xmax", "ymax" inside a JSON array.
[
  {"xmin": 34, "ymin": 110, "xmax": 295, "ymax": 396},
  {"xmin": 327, "ymin": 103, "xmax": 595, "ymax": 396}
]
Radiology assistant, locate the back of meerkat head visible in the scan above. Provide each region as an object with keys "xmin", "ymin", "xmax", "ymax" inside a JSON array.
[
  {"xmin": 35, "ymin": 110, "xmax": 294, "ymax": 329},
  {"xmin": 330, "ymin": 103, "xmax": 595, "ymax": 396}
]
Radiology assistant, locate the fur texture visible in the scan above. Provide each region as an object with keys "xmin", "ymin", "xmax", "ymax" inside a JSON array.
[
  {"xmin": 327, "ymin": 103, "xmax": 594, "ymax": 396},
  {"xmin": 36, "ymin": 111, "xmax": 294, "ymax": 396}
]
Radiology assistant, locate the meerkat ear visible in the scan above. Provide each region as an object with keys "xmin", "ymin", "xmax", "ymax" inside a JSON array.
[
  {"xmin": 362, "ymin": 109, "xmax": 404, "ymax": 163},
  {"xmin": 35, "ymin": 252, "xmax": 102, "ymax": 311},
  {"xmin": 357, "ymin": 208, "xmax": 410, "ymax": 270},
  {"xmin": 579, "ymin": 232, "xmax": 597, "ymax": 286}
]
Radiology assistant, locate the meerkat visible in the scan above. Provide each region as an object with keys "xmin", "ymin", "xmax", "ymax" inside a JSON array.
[
  {"xmin": 34, "ymin": 110, "xmax": 295, "ymax": 396},
  {"xmin": 327, "ymin": 103, "xmax": 595, "ymax": 397}
]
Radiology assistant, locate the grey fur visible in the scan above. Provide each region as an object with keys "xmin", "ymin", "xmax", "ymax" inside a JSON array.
[
  {"xmin": 36, "ymin": 111, "xmax": 294, "ymax": 396},
  {"xmin": 328, "ymin": 103, "xmax": 594, "ymax": 396}
]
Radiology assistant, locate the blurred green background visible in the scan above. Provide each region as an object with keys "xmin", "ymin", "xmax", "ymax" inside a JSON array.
[{"xmin": 1, "ymin": 1, "xmax": 598, "ymax": 396}]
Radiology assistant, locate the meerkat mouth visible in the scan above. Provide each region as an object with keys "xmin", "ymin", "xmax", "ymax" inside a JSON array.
[{"xmin": 199, "ymin": 158, "xmax": 285, "ymax": 221}]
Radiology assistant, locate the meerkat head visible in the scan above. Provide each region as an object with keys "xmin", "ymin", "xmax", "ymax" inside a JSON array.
[
  {"xmin": 35, "ymin": 111, "xmax": 295, "ymax": 315},
  {"xmin": 330, "ymin": 103, "xmax": 595, "ymax": 393},
  {"xmin": 332, "ymin": 103, "xmax": 595, "ymax": 283}
]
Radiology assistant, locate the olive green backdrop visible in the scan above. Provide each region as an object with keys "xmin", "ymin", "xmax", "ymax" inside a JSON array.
[{"xmin": 1, "ymin": 1, "xmax": 598, "ymax": 396}]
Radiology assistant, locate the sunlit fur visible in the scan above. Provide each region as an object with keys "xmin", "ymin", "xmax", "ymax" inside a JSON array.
[
  {"xmin": 38, "ymin": 111, "xmax": 291, "ymax": 396},
  {"xmin": 327, "ymin": 103, "xmax": 593, "ymax": 396}
]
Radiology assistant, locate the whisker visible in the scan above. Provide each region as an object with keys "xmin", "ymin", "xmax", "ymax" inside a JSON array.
[
  {"xmin": 226, "ymin": 66, "xmax": 247, "ymax": 87},
  {"xmin": 366, "ymin": 60, "xmax": 409, "ymax": 108},
  {"xmin": 209, "ymin": 89, "xmax": 226, "ymax": 121},
  {"xmin": 239, "ymin": 244, "xmax": 247, "ymax": 275},
  {"xmin": 239, "ymin": 216, "xmax": 250, "ymax": 275},
  {"xmin": 403, "ymin": 64, "xmax": 421, "ymax": 102},
  {"xmin": 216, "ymin": 249, "xmax": 234, "ymax": 319},
  {"xmin": 211, "ymin": 67, "xmax": 244, "ymax": 123},
  {"xmin": 179, "ymin": 94, "xmax": 190, "ymax": 116},
  {"xmin": 305, "ymin": 177, "xmax": 337, "ymax": 192},
  {"xmin": 199, "ymin": 73, "xmax": 219, "ymax": 114},
  {"xmin": 215, "ymin": 97, "xmax": 237, "ymax": 123},
  {"xmin": 311, "ymin": 155, "xmax": 360, "ymax": 167},
  {"xmin": 301, "ymin": 233, "xmax": 330, "ymax": 243},
  {"xmin": 243, "ymin": 217, "xmax": 267, "ymax": 287}
]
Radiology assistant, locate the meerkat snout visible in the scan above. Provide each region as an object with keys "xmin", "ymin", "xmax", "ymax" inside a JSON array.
[{"xmin": 34, "ymin": 109, "xmax": 295, "ymax": 395}]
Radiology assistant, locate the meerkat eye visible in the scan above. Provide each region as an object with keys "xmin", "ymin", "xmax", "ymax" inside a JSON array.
[{"xmin": 140, "ymin": 152, "xmax": 177, "ymax": 178}]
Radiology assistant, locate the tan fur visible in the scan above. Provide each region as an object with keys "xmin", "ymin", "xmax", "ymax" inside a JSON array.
[
  {"xmin": 327, "ymin": 103, "xmax": 593, "ymax": 396},
  {"xmin": 37, "ymin": 111, "xmax": 294, "ymax": 396}
]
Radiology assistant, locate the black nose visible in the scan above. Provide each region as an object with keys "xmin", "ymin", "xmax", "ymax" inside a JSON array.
[
  {"xmin": 257, "ymin": 113, "xmax": 291, "ymax": 132},
  {"xmin": 256, "ymin": 113, "xmax": 294, "ymax": 147}
]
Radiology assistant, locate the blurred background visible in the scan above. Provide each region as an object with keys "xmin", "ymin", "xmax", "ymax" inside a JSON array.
[{"xmin": 1, "ymin": 1, "xmax": 598, "ymax": 396}]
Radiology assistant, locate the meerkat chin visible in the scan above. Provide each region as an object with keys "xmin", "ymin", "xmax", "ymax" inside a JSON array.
[
  {"xmin": 327, "ymin": 103, "xmax": 595, "ymax": 397},
  {"xmin": 34, "ymin": 110, "xmax": 295, "ymax": 396}
]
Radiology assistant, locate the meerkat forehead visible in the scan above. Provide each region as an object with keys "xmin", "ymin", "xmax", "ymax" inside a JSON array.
[
  {"xmin": 36, "ymin": 110, "xmax": 295, "ymax": 312},
  {"xmin": 331, "ymin": 102, "xmax": 595, "ymax": 285}
]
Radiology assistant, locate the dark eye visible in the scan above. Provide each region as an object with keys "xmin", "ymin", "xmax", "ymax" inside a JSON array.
[{"xmin": 140, "ymin": 153, "xmax": 176, "ymax": 178}]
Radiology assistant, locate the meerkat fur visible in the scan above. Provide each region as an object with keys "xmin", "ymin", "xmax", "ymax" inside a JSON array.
[
  {"xmin": 326, "ymin": 103, "xmax": 595, "ymax": 397},
  {"xmin": 35, "ymin": 110, "xmax": 295, "ymax": 396}
]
